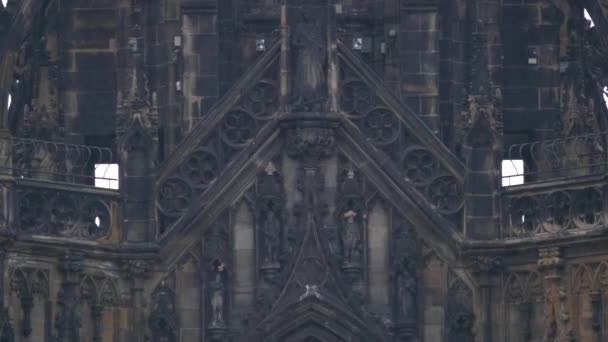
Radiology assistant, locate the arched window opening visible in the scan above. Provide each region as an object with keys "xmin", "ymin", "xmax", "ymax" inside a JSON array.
[
  {"xmin": 584, "ymin": 9, "xmax": 595, "ymax": 28},
  {"xmin": 94, "ymin": 163, "xmax": 119, "ymax": 190}
]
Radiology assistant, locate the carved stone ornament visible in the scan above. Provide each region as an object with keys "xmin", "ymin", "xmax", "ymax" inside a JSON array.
[
  {"xmin": 286, "ymin": 127, "xmax": 335, "ymax": 163},
  {"xmin": 120, "ymin": 259, "xmax": 154, "ymax": 279}
]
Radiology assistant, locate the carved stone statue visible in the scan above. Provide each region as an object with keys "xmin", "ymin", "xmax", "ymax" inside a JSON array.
[
  {"xmin": 208, "ymin": 262, "xmax": 226, "ymax": 328},
  {"xmin": 341, "ymin": 209, "xmax": 361, "ymax": 266},
  {"xmin": 395, "ymin": 258, "xmax": 417, "ymax": 321},
  {"xmin": 291, "ymin": 5, "xmax": 326, "ymax": 111},
  {"xmin": 263, "ymin": 210, "xmax": 280, "ymax": 265}
]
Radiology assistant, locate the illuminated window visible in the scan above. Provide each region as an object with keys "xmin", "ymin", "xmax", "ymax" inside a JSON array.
[
  {"xmin": 502, "ymin": 160, "xmax": 524, "ymax": 187},
  {"xmin": 6, "ymin": 94, "xmax": 10, "ymax": 109},
  {"xmin": 584, "ymin": 9, "xmax": 595, "ymax": 28},
  {"xmin": 1, "ymin": 0, "xmax": 6, "ymax": 7},
  {"xmin": 95, "ymin": 164, "xmax": 119, "ymax": 190}
]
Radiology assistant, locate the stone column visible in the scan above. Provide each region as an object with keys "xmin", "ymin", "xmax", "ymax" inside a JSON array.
[{"xmin": 53, "ymin": 253, "xmax": 84, "ymax": 342}]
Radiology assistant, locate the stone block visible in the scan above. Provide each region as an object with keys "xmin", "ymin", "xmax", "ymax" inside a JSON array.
[{"xmin": 503, "ymin": 87, "xmax": 539, "ymax": 109}]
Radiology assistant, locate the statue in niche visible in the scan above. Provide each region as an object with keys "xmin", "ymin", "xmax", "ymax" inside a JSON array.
[
  {"xmin": 291, "ymin": 5, "xmax": 326, "ymax": 111},
  {"xmin": 341, "ymin": 209, "xmax": 362, "ymax": 266},
  {"xmin": 263, "ymin": 209, "xmax": 281, "ymax": 265},
  {"xmin": 208, "ymin": 261, "xmax": 226, "ymax": 328},
  {"xmin": 395, "ymin": 257, "xmax": 417, "ymax": 322}
]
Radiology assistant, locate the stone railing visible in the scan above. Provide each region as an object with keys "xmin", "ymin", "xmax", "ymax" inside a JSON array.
[
  {"xmin": 0, "ymin": 136, "xmax": 117, "ymax": 185},
  {"xmin": 4, "ymin": 179, "xmax": 121, "ymax": 241},
  {"xmin": 503, "ymin": 132, "xmax": 608, "ymax": 185},
  {"xmin": 501, "ymin": 176, "xmax": 606, "ymax": 239}
]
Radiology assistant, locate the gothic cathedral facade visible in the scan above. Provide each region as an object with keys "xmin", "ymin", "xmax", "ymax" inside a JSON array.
[{"xmin": 1, "ymin": 0, "xmax": 608, "ymax": 341}]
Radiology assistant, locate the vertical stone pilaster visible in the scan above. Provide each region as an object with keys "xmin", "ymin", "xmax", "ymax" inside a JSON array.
[
  {"xmin": 121, "ymin": 259, "xmax": 153, "ymax": 342},
  {"xmin": 53, "ymin": 253, "xmax": 84, "ymax": 342},
  {"xmin": 469, "ymin": 256, "xmax": 501, "ymax": 342}
]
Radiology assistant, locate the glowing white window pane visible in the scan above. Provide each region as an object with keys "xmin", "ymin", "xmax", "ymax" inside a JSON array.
[
  {"xmin": 95, "ymin": 164, "xmax": 119, "ymax": 190},
  {"xmin": 1, "ymin": 0, "xmax": 6, "ymax": 7},
  {"xmin": 584, "ymin": 9, "xmax": 595, "ymax": 28},
  {"xmin": 603, "ymin": 86, "xmax": 608, "ymax": 110},
  {"xmin": 502, "ymin": 160, "xmax": 524, "ymax": 187},
  {"xmin": 6, "ymin": 94, "xmax": 10, "ymax": 109}
]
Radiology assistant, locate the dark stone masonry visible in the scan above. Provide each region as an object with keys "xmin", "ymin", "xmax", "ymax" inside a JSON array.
[{"xmin": 1, "ymin": 0, "xmax": 608, "ymax": 341}]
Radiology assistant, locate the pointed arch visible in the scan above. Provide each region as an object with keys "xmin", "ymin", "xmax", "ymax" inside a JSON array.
[
  {"xmin": 98, "ymin": 278, "xmax": 120, "ymax": 307},
  {"xmin": 79, "ymin": 275, "xmax": 98, "ymax": 305},
  {"xmin": 572, "ymin": 264, "xmax": 593, "ymax": 294},
  {"xmin": 9, "ymin": 268, "xmax": 30, "ymax": 297},
  {"xmin": 592, "ymin": 261, "xmax": 608, "ymax": 291},
  {"xmin": 503, "ymin": 273, "xmax": 525, "ymax": 304}
]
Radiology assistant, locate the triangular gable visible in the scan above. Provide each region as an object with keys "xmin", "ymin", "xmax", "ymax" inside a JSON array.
[{"xmin": 156, "ymin": 42, "xmax": 280, "ymax": 232}]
